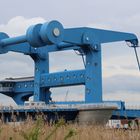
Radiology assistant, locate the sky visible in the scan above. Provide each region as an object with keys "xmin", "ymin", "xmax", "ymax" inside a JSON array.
[{"xmin": 0, "ymin": 0, "xmax": 139, "ymax": 105}]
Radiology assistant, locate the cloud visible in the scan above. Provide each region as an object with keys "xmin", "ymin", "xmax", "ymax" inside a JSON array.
[
  {"xmin": 49, "ymin": 50, "xmax": 84, "ymax": 73},
  {"xmin": 0, "ymin": 16, "xmax": 45, "ymax": 36},
  {"xmin": 103, "ymin": 91, "xmax": 140, "ymax": 103},
  {"xmin": 0, "ymin": 94, "xmax": 16, "ymax": 106},
  {"xmin": 51, "ymin": 86, "xmax": 85, "ymax": 102},
  {"xmin": 87, "ymin": 14, "xmax": 140, "ymax": 39},
  {"xmin": 103, "ymin": 74, "xmax": 140, "ymax": 93},
  {"xmin": 0, "ymin": 52, "xmax": 33, "ymax": 79}
]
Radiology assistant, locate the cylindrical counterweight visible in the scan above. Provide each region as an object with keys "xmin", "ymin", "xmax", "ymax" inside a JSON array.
[{"xmin": 0, "ymin": 20, "xmax": 64, "ymax": 48}]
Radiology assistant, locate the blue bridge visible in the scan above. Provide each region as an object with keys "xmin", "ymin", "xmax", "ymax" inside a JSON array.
[{"xmin": 0, "ymin": 20, "xmax": 139, "ymax": 123}]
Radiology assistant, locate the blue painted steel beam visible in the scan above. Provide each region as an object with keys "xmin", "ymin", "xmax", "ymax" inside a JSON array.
[
  {"xmin": 0, "ymin": 70, "xmax": 85, "ymax": 99},
  {"xmin": 85, "ymin": 45, "xmax": 102, "ymax": 103},
  {"xmin": 41, "ymin": 69, "xmax": 85, "ymax": 87},
  {"xmin": 63, "ymin": 28, "xmax": 138, "ymax": 46},
  {"xmin": 1, "ymin": 35, "xmax": 26, "ymax": 46},
  {"xmin": 5, "ymin": 43, "xmax": 32, "ymax": 54},
  {"xmin": 14, "ymin": 81, "xmax": 34, "ymax": 93},
  {"xmin": 0, "ymin": 41, "xmax": 80, "ymax": 55},
  {"xmin": 13, "ymin": 70, "xmax": 85, "ymax": 93},
  {"xmin": 0, "ymin": 42, "xmax": 32, "ymax": 54}
]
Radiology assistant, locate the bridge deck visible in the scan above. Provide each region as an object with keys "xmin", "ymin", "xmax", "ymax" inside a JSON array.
[{"xmin": 0, "ymin": 105, "xmax": 139, "ymax": 122}]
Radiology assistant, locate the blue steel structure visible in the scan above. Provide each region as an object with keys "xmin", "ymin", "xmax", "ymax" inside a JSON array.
[
  {"xmin": 0, "ymin": 101, "xmax": 140, "ymax": 122},
  {"xmin": 0, "ymin": 20, "xmax": 139, "ymax": 120}
]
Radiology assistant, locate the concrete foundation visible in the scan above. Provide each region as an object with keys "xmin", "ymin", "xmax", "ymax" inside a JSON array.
[{"xmin": 78, "ymin": 108, "xmax": 116, "ymax": 125}]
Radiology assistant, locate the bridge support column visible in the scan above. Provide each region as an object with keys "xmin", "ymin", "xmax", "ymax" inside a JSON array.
[
  {"xmin": 85, "ymin": 45, "xmax": 102, "ymax": 103},
  {"xmin": 31, "ymin": 52, "xmax": 51, "ymax": 104}
]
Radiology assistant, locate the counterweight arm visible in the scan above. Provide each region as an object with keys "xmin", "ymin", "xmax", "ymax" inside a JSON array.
[
  {"xmin": 63, "ymin": 27, "xmax": 138, "ymax": 47},
  {"xmin": 0, "ymin": 20, "xmax": 138, "ymax": 53}
]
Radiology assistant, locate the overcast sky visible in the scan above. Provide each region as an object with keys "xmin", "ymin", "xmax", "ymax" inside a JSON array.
[{"xmin": 0, "ymin": 0, "xmax": 139, "ymax": 105}]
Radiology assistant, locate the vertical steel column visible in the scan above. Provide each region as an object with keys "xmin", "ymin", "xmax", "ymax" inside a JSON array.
[
  {"xmin": 85, "ymin": 45, "xmax": 102, "ymax": 103},
  {"xmin": 32, "ymin": 52, "xmax": 51, "ymax": 103}
]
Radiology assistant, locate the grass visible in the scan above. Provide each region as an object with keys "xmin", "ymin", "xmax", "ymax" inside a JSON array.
[{"xmin": 0, "ymin": 118, "xmax": 139, "ymax": 140}]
